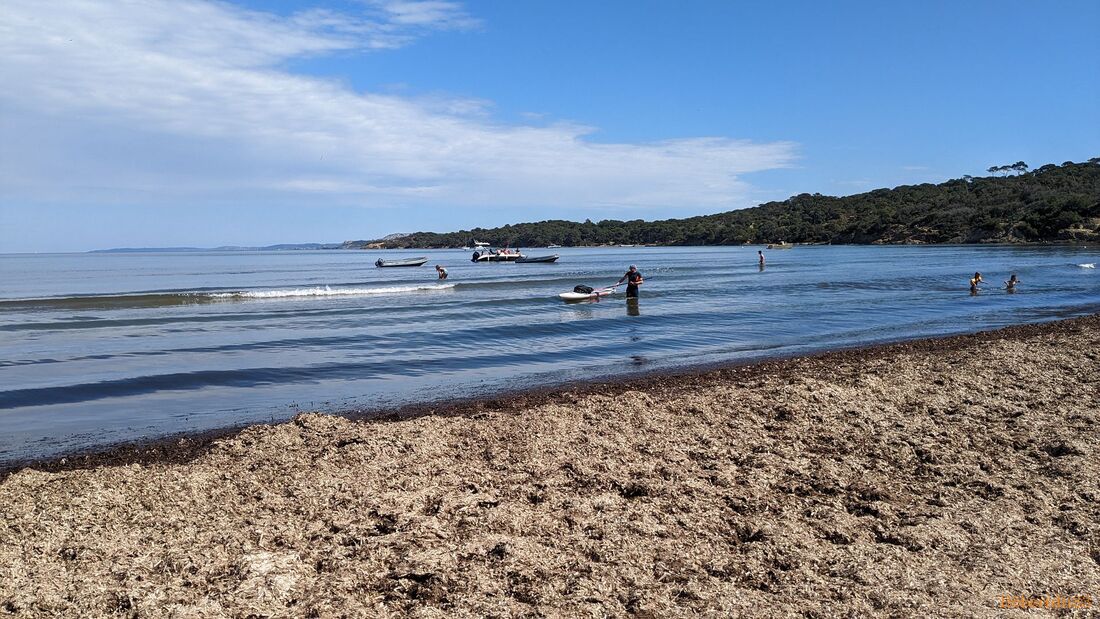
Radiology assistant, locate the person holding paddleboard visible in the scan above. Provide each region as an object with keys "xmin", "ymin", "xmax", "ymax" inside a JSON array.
[{"xmin": 617, "ymin": 265, "xmax": 644, "ymax": 298}]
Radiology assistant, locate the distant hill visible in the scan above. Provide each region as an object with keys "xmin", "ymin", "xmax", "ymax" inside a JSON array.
[
  {"xmin": 90, "ymin": 247, "xmax": 206, "ymax": 253},
  {"xmin": 258, "ymin": 243, "xmax": 342, "ymax": 251},
  {"xmin": 91, "ymin": 243, "xmax": 341, "ymax": 253},
  {"xmin": 346, "ymin": 159, "xmax": 1100, "ymax": 249}
]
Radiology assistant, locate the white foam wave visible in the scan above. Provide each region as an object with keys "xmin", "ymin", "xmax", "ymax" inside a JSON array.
[
  {"xmin": 210, "ymin": 284, "xmax": 456, "ymax": 299},
  {"xmin": 1077, "ymin": 263, "xmax": 1095, "ymax": 269}
]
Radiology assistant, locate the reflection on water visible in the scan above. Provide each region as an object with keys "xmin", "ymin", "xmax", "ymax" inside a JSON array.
[{"xmin": 0, "ymin": 244, "xmax": 1097, "ymax": 462}]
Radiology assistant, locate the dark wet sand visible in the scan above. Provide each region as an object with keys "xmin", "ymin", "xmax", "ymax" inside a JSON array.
[{"xmin": 1, "ymin": 315, "xmax": 1098, "ymax": 617}]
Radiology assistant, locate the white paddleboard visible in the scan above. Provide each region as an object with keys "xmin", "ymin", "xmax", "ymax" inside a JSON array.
[{"xmin": 559, "ymin": 288, "xmax": 615, "ymax": 301}]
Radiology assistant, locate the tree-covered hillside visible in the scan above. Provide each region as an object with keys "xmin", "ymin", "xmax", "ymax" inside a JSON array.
[{"xmin": 349, "ymin": 159, "xmax": 1100, "ymax": 248}]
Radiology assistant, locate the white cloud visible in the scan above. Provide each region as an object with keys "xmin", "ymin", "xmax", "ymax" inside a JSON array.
[
  {"xmin": 374, "ymin": 0, "xmax": 481, "ymax": 29},
  {"xmin": 0, "ymin": 0, "xmax": 797, "ymax": 214}
]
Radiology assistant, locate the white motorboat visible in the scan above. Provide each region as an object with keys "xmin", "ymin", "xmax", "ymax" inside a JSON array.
[{"xmin": 471, "ymin": 248, "xmax": 524, "ymax": 262}]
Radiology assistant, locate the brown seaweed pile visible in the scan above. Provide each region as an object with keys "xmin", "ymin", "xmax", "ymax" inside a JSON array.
[{"xmin": 2, "ymin": 316, "xmax": 1098, "ymax": 617}]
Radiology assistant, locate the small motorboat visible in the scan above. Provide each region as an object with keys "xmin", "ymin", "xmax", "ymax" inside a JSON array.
[
  {"xmin": 516, "ymin": 254, "xmax": 559, "ymax": 263},
  {"xmin": 547, "ymin": 244, "xmax": 562, "ymax": 248},
  {"xmin": 472, "ymin": 248, "xmax": 523, "ymax": 262},
  {"xmin": 375, "ymin": 256, "xmax": 428, "ymax": 267},
  {"xmin": 766, "ymin": 242, "xmax": 794, "ymax": 249}
]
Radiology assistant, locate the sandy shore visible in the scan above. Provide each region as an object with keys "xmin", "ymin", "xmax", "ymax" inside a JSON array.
[{"xmin": 2, "ymin": 316, "xmax": 1098, "ymax": 617}]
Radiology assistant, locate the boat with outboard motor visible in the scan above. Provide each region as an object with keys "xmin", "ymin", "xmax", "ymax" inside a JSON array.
[
  {"xmin": 375, "ymin": 256, "xmax": 428, "ymax": 267},
  {"xmin": 472, "ymin": 248, "xmax": 524, "ymax": 262}
]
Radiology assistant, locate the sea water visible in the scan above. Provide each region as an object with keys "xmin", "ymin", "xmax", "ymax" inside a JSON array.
[{"xmin": 1, "ymin": 245, "xmax": 1098, "ymax": 463}]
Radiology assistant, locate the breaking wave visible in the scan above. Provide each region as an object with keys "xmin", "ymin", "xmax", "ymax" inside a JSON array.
[
  {"xmin": 0, "ymin": 284, "xmax": 457, "ymax": 310},
  {"xmin": 209, "ymin": 284, "xmax": 456, "ymax": 299}
]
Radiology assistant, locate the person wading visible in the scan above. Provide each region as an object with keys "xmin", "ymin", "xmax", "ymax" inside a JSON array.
[
  {"xmin": 617, "ymin": 265, "xmax": 644, "ymax": 298},
  {"xmin": 969, "ymin": 271, "xmax": 983, "ymax": 293}
]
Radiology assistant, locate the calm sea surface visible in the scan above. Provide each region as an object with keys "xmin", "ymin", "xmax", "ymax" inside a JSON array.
[{"xmin": 1, "ymin": 245, "xmax": 1097, "ymax": 463}]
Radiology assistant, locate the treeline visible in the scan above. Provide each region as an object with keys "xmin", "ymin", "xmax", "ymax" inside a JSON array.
[{"xmin": 349, "ymin": 159, "xmax": 1100, "ymax": 248}]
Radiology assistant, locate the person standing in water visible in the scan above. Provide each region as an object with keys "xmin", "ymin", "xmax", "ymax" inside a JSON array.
[
  {"xmin": 969, "ymin": 272, "xmax": 983, "ymax": 293},
  {"xmin": 758, "ymin": 250, "xmax": 765, "ymax": 268},
  {"xmin": 1005, "ymin": 273, "xmax": 1019, "ymax": 292},
  {"xmin": 617, "ymin": 265, "xmax": 644, "ymax": 298},
  {"xmin": 436, "ymin": 265, "xmax": 448, "ymax": 280}
]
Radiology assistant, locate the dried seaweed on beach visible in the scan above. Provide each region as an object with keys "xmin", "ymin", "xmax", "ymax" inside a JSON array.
[{"xmin": 1, "ymin": 316, "xmax": 1098, "ymax": 617}]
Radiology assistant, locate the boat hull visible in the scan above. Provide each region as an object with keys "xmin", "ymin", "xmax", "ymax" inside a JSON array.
[
  {"xmin": 375, "ymin": 257, "xmax": 428, "ymax": 267},
  {"xmin": 516, "ymin": 254, "xmax": 559, "ymax": 263},
  {"xmin": 472, "ymin": 251, "xmax": 522, "ymax": 262}
]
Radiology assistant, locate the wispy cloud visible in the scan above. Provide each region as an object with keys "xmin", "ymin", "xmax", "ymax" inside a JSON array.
[
  {"xmin": 0, "ymin": 0, "xmax": 797, "ymax": 215},
  {"xmin": 374, "ymin": 0, "xmax": 481, "ymax": 30}
]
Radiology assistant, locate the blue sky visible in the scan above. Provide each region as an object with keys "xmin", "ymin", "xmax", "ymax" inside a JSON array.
[{"xmin": 1, "ymin": 0, "xmax": 1097, "ymax": 252}]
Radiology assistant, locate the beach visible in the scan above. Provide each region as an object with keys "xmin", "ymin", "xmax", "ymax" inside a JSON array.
[{"xmin": 2, "ymin": 315, "xmax": 1098, "ymax": 617}]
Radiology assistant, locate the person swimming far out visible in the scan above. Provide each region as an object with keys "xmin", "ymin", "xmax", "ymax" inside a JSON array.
[
  {"xmin": 1005, "ymin": 273, "xmax": 1020, "ymax": 292},
  {"xmin": 969, "ymin": 272, "xmax": 983, "ymax": 293},
  {"xmin": 617, "ymin": 265, "xmax": 644, "ymax": 298}
]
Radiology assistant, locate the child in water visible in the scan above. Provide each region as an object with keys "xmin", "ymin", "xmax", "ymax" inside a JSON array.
[{"xmin": 1004, "ymin": 273, "xmax": 1019, "ymax": 292}]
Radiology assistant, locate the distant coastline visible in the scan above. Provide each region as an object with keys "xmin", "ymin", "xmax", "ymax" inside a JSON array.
[
  {"xmin": 87, "ymin": 239, "xmax": 1099, "ymax": 254},
  {"xmin": 90, "ymin": 243, "xmax": 343, "ymax": 253}
]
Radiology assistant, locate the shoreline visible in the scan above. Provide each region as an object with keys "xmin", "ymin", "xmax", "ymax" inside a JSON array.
[
  {"xmin": 61, "ymin": 239, "xmax": 1100, "ymax": 254},
  {"xmin": 2, "ymin": 314, "xmax": 1096, "ymax": 480},
  {"xmin": 371, "ymin": 240, "xmax": 1100, "ymax": 250},
  {"xmin": 3, "ymin": 314, "xmax": 1098, "ymax": 616}
]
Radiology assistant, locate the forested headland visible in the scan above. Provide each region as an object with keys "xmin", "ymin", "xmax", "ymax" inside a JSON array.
[{"xmin": 348, "ymin": 159, "xmax": 1100, "ymax": 248}]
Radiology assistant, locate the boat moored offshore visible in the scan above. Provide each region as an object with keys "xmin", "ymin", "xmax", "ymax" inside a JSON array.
[
  {"xmin": 471, "ymin": 248, "xmax": 524, "ymax": 262},
  {"xmin": 376, "ymin": 256, "xmax": 429, "ymax": 267},
  {"xmin": 516, "ymin": 254, "xmax": 559, "ymax": 263}
]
